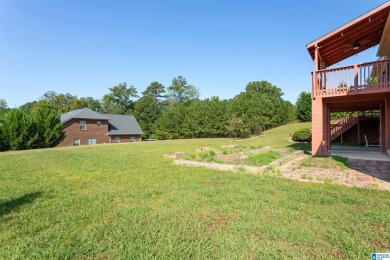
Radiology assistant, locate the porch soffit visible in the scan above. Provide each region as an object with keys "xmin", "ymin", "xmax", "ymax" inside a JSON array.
[
  {"xmin": 327, "ymin": 99, "xmax": 383, "ymax": 113},
  {"xmin": 307, "ymin": 2, "xmax": 390, "ymax": 68},
  {"xmin": 377, "ymin": 11, "xmax": 390, "ymax": 57}
]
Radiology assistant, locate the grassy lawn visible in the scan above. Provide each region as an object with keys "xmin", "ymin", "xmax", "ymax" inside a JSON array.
[
  {"xmin": 248, "ymin": 150, "xmax": 281, "ymax": 165},
  {"xmin": 299, "ymin": 156, "xmax": 350, "ymax": 170},
  {"xmin": 1, "ymin": 122, "xmax": 389, "ymax": 258}
]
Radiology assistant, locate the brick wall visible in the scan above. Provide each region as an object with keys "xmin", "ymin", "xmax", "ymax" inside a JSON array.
[
  {"xmin": 110, "ymin": 135, "xmax": 142, "ymax": 143},
  {"xmin": 58, "ymin": 119, "xmax": 110, "ymax": 147}
]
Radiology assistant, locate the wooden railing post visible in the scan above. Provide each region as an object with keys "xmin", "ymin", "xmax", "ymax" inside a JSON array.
[
  {"xmin": 311, "ymin": 72, "xmax": 314, "ymax": 98},
  {"xmin": 312, "ymin": 72, "xmax": 316, "ymax": 99},
  {"xmin": 354, "ymin": 64, "xmax": 358, "ymax": 93}
]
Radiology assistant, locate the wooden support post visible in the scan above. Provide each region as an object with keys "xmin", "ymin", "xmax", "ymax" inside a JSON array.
[
  {"xmin": 314, "ymin": 45, "xmax": 319, "ymax": 71},
  {"xmin": 325, "ymin": 105, "xmax": 330, "ymax": 153},
  {"xmin": 311, "ymin": 72, "xmax": 316, "ymax": 99},
  {"xmin": 357, "ymin": 119, "xmax": 360, "ymax": 145},
  {"xmin": 380, "ymin": 103, "xmax": 386, "ymax": 153},
  {"xmin": 354, "ymin": 64, "xmax": 358, "ymax": 93},
  {"xmin": 385, "ymin": 98, "xmax": 390, "ymax": 155}
]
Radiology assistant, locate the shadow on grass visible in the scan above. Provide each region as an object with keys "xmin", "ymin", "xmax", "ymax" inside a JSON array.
[
  {"xmin": 330, "ymin": 156, "xmax": 349, "ymax": 167},
  {"xmin": 287, "ymin": 142, "xmax": 311, "ymax": 151},
  {"xmin": 0, "ymin": 192, "xmax": 42, "ymax": 217},
  {"xmin": 303, "ymin": 154, "xmax": 390, "ymax": 187}
]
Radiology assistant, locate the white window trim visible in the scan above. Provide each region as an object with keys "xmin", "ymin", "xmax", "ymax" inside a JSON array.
[
  {"xmin": 88, "ymin": 138, "xmax": 96, "ymax": 145},
  {"xmin": 80, "ymin": 120, "xmax": 86, "ymax": 130},
  {"xmin": 73, "ymin": 138, "xmax": 80, "ymax": 146},
  {"xmin": 97, "ymin": 121, "xmax": 101, "ymax": 127}
]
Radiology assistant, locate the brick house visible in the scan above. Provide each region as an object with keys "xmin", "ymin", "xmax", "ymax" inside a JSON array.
[
  {"xmin": 58, "ymin": 108, "xmax": 143, "ymax": 147},
  {"xmin": 306, "ymin": 2, "xmax": 390, "ymax": 156}
]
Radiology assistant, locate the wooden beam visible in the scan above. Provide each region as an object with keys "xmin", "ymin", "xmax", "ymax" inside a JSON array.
[
  {"xmin": 314, "ymin": 44, "xmax": 319, "ymax": 70},
  {"xmin": 377, "ymin": 13, "xmax": 390, "ymax": 57}
]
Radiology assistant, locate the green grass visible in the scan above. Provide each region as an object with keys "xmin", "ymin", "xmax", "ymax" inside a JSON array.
[
  {"xmin": 299, "ymin": 156, "xmax": 350, "ymax": 170},
  {"xmin": 1, "ymin": 122, "xmax": 389, "ymax": 258},
  {"xmin": 301, "ymin": 173, "xmax": 314, "ymax": 180},
  {"xmin": 248, "ymin": 150, "xmax": 281, "ymax": 165}
]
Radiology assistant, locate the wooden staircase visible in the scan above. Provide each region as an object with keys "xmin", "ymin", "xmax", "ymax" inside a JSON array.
[
  {"xmin": 330, "ymin": 113, "xmax": 359, "ymax": 141},
  {"xmin": 330, "ymin": 111, "xmax": 380, "ymax": 141}
]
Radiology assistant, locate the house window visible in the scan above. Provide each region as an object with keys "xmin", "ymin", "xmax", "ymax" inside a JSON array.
[
  {"xmin": 130, "ymin": 137, "xmax": 136, "ymax": 142},
  {"xmin": 97, "ymin": 121, "xmax": 101, "ymax": 127},
  {"xmin": 114, "ymin": 137, "xmax": 120, "ymax": 143},
  {"xmin": 88, "ymin": 138, "xmax": 96, "ymax": 145},
  {"xmin": 73, "ymin": 138, "xmax": 80, "ymax": 146},
  {"xmin": 80, "ymin": 120, "xmax": 86, "ymax": 130}
]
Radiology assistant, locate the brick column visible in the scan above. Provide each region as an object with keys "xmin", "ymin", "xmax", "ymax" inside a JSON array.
[{"xmin": 312, "ymin": 97, "xmax": 324, "ymax": 155}]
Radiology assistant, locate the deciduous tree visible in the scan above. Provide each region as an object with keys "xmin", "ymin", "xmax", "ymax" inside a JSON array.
[
  {"xmin": 295, "ymin": 91, "xmax": 311, "ymax": 122},
  {"xmin": 102, "ymin": 82, "xmax": 138, "ymax": 114}
]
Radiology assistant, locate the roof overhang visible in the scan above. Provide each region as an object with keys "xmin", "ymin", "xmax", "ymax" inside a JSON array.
[
  {"xmin": 61, "ymin": 117, "xmax": 109, "ymax": 124},
  {"xmin": 377, "ymin": 9, "xmax": 390, "ymax": 57},
  {"xmin": 307, "ymin": 2, "xmax": 390, "ymax": 68}
]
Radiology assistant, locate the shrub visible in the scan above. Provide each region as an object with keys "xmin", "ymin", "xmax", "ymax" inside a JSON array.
[
  {"xmin": 292, "ymin": 128, "xmax": 311, "ymax": 142},
  {"xmin": 198, "ymin": 152, "xmax": 209, "ymax": 159}
]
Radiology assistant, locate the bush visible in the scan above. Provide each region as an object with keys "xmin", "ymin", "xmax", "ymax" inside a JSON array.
[
  {"xmin": 0, "ymin": 107, "xmax": 64, "ymax": 151},
  {"xmin": 292, "ymin": 128, "xmax": 311, "ymax": 142}
]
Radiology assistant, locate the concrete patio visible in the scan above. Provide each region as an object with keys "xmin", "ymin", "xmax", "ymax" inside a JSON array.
[{"xmin": 330, "ymin": 145, "xmax": 390, "ymax": 162}]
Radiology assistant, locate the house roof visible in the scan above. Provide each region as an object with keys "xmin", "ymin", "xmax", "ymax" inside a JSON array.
[
  {"xmin": 307, "ymin": 2, "xmax": 390, "ymax": 67},
  {"xmin": 61, "ymin": 108, "xmax": 110, "ymax": 123},
  {"xmin": 102, "ymin": 114, "xmax": 144, "ymax": 135},
  {"xmin": 61, "ymin": 108, "xmax": 143, "ymax": 135}
]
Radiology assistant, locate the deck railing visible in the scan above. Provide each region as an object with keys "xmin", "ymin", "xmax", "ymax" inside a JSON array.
[{"xmin": 313, "ymin": 59, "xmax": 390, "ymax": 97}]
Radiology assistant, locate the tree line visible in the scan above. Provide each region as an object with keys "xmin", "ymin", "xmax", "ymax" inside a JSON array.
[{"xmin": 1, "ymin": 76, "xmax": 310, "ymax": 151}]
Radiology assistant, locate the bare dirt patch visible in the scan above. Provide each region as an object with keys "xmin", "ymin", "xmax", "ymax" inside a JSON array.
[{"xmin": 163, "ymin": 152, "xmax": 188, "ymax": 158}]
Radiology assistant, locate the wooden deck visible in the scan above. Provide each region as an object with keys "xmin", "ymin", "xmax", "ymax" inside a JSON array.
[{"xmin": 312, "ymin": 59, "xmax": 390, "ymax": 98}]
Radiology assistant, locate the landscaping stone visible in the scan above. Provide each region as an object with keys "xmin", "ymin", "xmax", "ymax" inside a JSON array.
[
  {"xmin": 221, "ymin": 144, "xmax": 241, "ymax": 148},
  {"xmin": 168, "ymin": 146, "xmax": 390, "ymax": 191},
  {"xmin": 163, "ymin": 152, "xmax": 188, "ymax": 158},
  {"xmin": 174, "ymin": 160, "xmax": 261, "ymax": 174}
]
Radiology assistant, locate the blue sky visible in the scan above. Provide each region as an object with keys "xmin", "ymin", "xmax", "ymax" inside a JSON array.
[{"xmin": 0, "ymin": 0, "xmax": 388, "ymax": 107}]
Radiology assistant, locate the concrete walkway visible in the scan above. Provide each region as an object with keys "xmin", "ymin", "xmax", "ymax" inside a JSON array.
[{"xmin": 330, "ymin": 146, "xmax": 390, "ymax": 162}]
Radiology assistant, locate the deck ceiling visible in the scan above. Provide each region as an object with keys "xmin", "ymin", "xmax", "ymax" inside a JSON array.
[
  {"xmin": 307, "ymin": 2, "xmax": 390, "ymax": 68},
  {"xmin": 377, "ymin": 10, "xmax": 390, "ymax": 57},
  {"xmin": 328, "ymin": 99, "xmax": 383, "ymax": 113}
]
